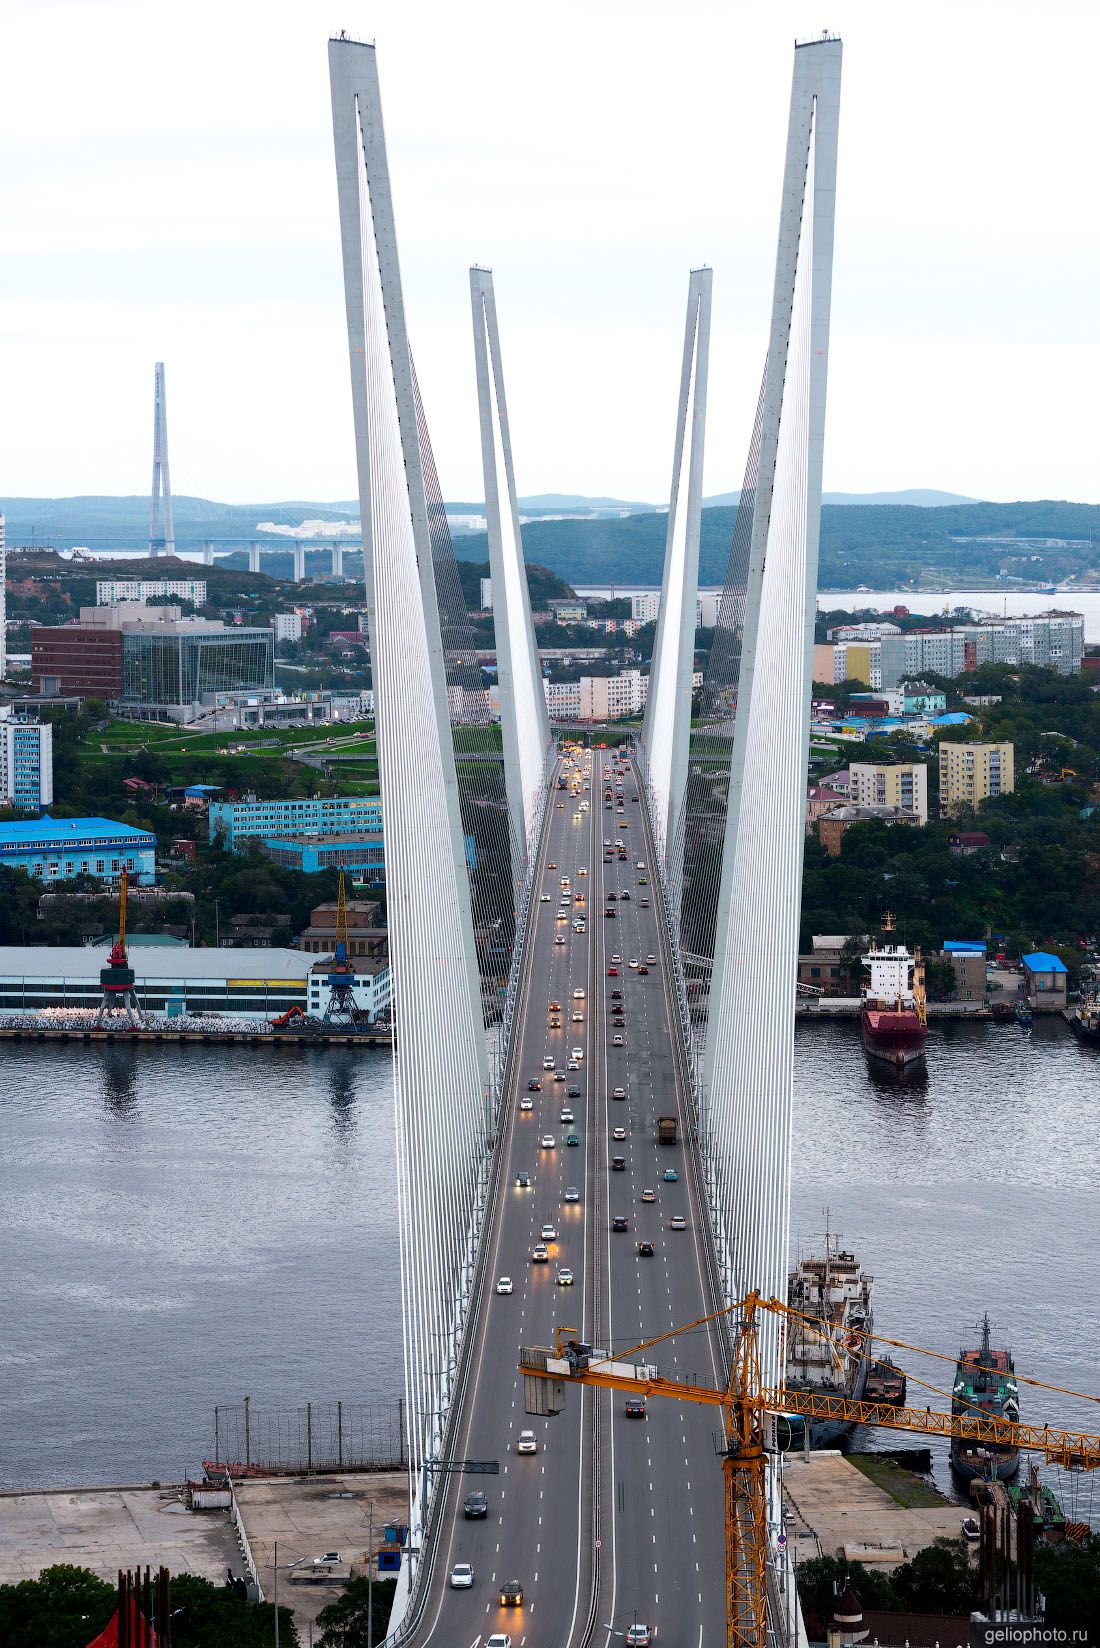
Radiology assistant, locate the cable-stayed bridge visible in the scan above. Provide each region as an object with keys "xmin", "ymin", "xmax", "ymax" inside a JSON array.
[{"xmin": 328, "ymin": 29, "xmax": 841, "ymax": 1646}]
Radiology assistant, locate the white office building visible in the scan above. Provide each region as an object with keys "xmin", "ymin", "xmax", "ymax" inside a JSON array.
[
  {"xmin": 96, "ymin": 578, "xmax": 207, "ymax": 606},
  {"xmin": 271, "ymin": 612, "xmax": 304, "ymax": 643},
  {"xmin": 0, "ymin": 717, "xmax": 53, "ymax": 810},
  {"xmin": 544, "ymin": 667, "xmax": 648, "ymax": 722}
]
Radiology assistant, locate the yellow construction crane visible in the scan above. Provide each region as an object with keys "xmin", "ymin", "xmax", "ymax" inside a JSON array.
[{"xmin": 520, "ymin": 1291, "xmax": 1100, "ymax": 1648}]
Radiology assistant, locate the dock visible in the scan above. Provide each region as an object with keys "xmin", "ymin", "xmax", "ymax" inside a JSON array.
[{"xmin": 0, "ymin": 1025, "xmax": 392, "ymax": 1049}]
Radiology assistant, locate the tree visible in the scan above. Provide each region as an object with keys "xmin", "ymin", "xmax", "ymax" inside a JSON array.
[
  {"xmin": 169, "ymin": 1574, "xmax": 298, "ymax": 1647},
  {"xmin": 317, "ymin": 1576, "xmax": 398, "ymax": 1646},
  {"xmin": 1034, "ymin": 1532, "xmax": 1100, "ymax": 1632},
  {"xmin": 890, "ymin": 1537, "xmax": 979, "ymax": 1614},
  {"xmin": 0, "ymin": 1564, "xmax": 115, "ymax": 1648}
]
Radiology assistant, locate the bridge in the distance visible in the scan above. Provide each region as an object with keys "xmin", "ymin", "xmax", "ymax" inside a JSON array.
[{"xmin": 327, "ymin": 30, "xmax": 841, "ymax": 1647}]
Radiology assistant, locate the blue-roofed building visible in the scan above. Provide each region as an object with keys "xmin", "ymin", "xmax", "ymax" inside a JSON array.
[
  {"xmin": 0, "ymin": 816, "xmax": 157, "ymax": 885},
  {"xmin": 1021, "ymin": 950, "xmax": 1068, "ymax": 1013},
  {"xmin": 932, "ymin": 711, "xmax": 974, "ymax": 727},
  {"xmin": 943, "ymin": 940, "xmax": 987, "ymax": 953},
  {"xmin": 209, "ymin": 795, "xmax": 383, "ymax": 850}
]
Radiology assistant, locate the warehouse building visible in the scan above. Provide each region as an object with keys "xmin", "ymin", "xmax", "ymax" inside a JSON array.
[
  {"xmin": 0, "ymin": 945, "xmax": 391, "ymax": 1022},
  {"xmin": 0, "ymin": 816, "xmax": 156, "ymax": 885}
]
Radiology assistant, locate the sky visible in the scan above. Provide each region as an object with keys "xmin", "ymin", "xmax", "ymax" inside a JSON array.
[{"xmin": 2, "ymin": 0, "xmax": 1098, "ymax": 507}]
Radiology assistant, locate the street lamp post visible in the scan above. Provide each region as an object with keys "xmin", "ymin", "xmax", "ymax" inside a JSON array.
[{"xmin": 272, "ymin": 1541, "xmax": 309, "ymax": 1648}]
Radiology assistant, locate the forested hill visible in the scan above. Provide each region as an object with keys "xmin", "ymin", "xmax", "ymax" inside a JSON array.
[{"xmin": 456, "ymin": 499, "xmax": 1100, "ymax": 588}]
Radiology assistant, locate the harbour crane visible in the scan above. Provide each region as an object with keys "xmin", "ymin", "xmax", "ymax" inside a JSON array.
[
  {"xmin": 94, "ymin": 870, "xmax": 145, "ymax": 1028},
  {"xmin": 520, "ymin": 1290, "xmax": 1100, "ymax": 1648},
  {"xmin": 322, "ymin": 868, "xmax": 364, "ymax": 1026}
]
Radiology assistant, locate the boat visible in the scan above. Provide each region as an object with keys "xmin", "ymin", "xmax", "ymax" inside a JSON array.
[
  {"xmin": 780, "ymin": 1226, "xmax": 874, "ymax": 1448},
  {"xmin": 1068, "ymin": 993, "xmax": 1100, "ymax": 1044},
  {"xmin": 864, "ymin": 1357, "xmax": 906, "ymax": 1406},
  {"xmin": 1015, "ymin": 1000, "xmax": 1034, "ymax": 1030},
  {"xmin": 860, "ymin": 921, "xmax": 928, "ymax": 1070},
  {"xmin": 949, "ymin": 1313, "xmax": 1021, "ymax": 1483}
]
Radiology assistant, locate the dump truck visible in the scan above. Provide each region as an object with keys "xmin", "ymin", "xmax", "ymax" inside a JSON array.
[{"xmin": 657, "ymin": 1115, "xmax": 678, "ymax": 1145}]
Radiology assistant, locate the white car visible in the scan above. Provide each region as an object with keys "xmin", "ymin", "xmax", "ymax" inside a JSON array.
[
  {"xmin": 573, "ymin": 988, "xmax": 585, "ymax": 1000},
  {"xmin": 571, "ymin": 1009, "xmax": 584, "ymax": 1021},
  {"xmin": 540, "ymin": 1223, "xmax": 558, "ymax": 1240},
  {"xmin": 625, "ymin": 1626, "xmax": 651, "ymax": 1646},
  {"xmin": 486, "ymin": 1635, "xmax": 513, "ymax": 1648},
  {"xmin": 555, "ymin": 935, "xmax": 566, "ymax": 945},
  {"xmin": 556, "ymin": 1268, "xmax": 574, "ymax": 1286},
  {"xmin": 613, "ymin": 1126, "xmax": 627, "ymax": 1140},
  {"xmin": 646, "ymin": 953, "xmax": 657, "ymax": 965},
  {"xmin": 449, "ymin": 1562, "xmax": 475, "ymax": 1589},
  {"xmin": 560, "ymin": 1109, "xmax": 574, "ymax": 1123},
  {"xmin": 613, "ymin": 1033, "xmax": 624, "ymax": 1046},
  {"xmin": 611, "ymin": 953, "xmax": 622, "ymax": 964},
  {"xmin": 670, "ymin": 1215, "xmax": 687, "ymax": 1231},
  {"xmin": 628, "ymin": 958, "xmax": 639, "ymax": 969},
  {"xmin": 532, "ymin": 1243, "xmax": 549, "ymax": 1263},
  {"xmin": 571, "ymin": 1046, "xmax": 584, "ymax": 1061},
  {"xmin": 312, "ymin": 1551, "xmax": 341, "ymax": 1567},
  {"xmin": 541, "ymin": 1134, "xmax": 556, "ymax": 1149},
  {"xmin": 496, "ymin": 1276, "xmax": 514, "ymax": 1293},
  {"xmin": 564, "ymin": 1186, "xmax": 580, "ymax": 1203},
  {"xmin": 540, "ymin": 893, "xmax": 550, "ymax": 902},
  {"xmin": 516, "ymin": 1430, "xmax": 538, "ymax": 1454},
  {"xmin": 542, "ymin": 1056, "xmax": 554, "ymax": 1070},
  {"xmin": 613, "ymin": 1086, "xmax": 627, "ymax": 1099}
]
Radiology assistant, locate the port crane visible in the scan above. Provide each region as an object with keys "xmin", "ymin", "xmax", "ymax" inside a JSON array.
[
  {"xmin": 520, "ymin": 1290, "xmax": 1100, "ymax": 1648},
  {"xmin": 322, "ymin": 869, "xmax": 364, "ymax": 1026},
  {"xmin": 94, "ymin": 869, "xmax": 145, "ymax": 1028}
]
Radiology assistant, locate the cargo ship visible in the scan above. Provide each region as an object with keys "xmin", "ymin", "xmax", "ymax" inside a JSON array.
[
  {"xmin": 949, "ymin": 1314, "xmax": 1020, "ymax": 1483},
  {"xmin": 780, "ymin": 1229, "xmax": 874, "ymax": 1448},
  {"xmin": 860, "ymin": 926, "xmax": 928, "ymax": 1070}
]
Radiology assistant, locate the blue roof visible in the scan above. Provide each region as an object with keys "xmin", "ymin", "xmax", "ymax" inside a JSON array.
[
  {"xmin": 0, "ymin": 815, "xmax": 155, "ymax": 846},
  {"xmin": 944, "ymin": 940, "xmax": 987, "ymax": 953},
  {"xmin": 184, "ymin": 783, "xmax": 221, "ymax": 796},
  {"xmin": 932, "ymin": 712, "xmax": 973, "ymax": 725},
  {"xmin": 1021, "ymin": 951, "xmax": 1068, "ymax": 974}
]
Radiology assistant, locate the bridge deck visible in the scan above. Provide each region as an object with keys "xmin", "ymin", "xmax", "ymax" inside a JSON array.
[{"xmin": 410, "ymin": 754, "xmax": 728, "ymax": 1645}]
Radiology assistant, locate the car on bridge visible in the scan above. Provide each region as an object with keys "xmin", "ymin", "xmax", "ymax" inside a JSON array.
[
  {"xmin": 638, "ymin": 965, "xmax": 649, "ymax": 975},
  {"xmin": 608, "ymin": 966, "xmax": 618, "ymax": 976},
  {"xmin": 611, "ymin": 953, "xmax": 622, "ymax": 963},
  {"xmin": 463, "ymin": 1490, "xmax": 489, "ymax": 1518},
  {"xmin": 613, "ymin": 1126, "xmax": 627, "ymax": 1140},
  {"xmin": 612, "ymin": 1215, "xmax": 629, "ymax": 1231},
  {"xmin": 571, "ymin": 1009, "xmax": 584, "ymax": 1021},
  {"xmin": 568, "ymin": 1084, "xmax": 582, "ymax": 1097},
  {"xmin": 624, "ymin": 1396, "xmax": 646, "ymax": 1419},
  {"xmin": 640, "ymin": 1188, "xmax": 656, "ymax": 1202},
  {"xmin": 527, "ymin": 1078, "xmax": 541, "ymax": 1090},
  {"xmin": 542, "ymin": 1055, "xmax": 554, "ymax": 1069},
  {"xmin": 556, "ymin": 1268, "xmax": 574, "ymax": 1285},
  {"xmin": 564, "ymin": 1186, "xmax": 580, "ymax": 1202},
  {"xmin": 610, "ymin": 989, "xmax": 623, "ymax": 1000},
  {"xmin": 637, "ymin": 1241, "xmax": 654, "ymax": 1257},
  {"xmin": 612, "ymin": 1086, "xmax": 626, "ymax": 1099},
  {"xmin": 519, "ymin": 1097, "xmax": 533, "ymax": 1111},
  {"xmin": 639, "ymin": 897, "xmax": 650, "ymax": 907},
  {"xmin": 566, "ymin": 1131, "xmax": 580, "ymax": 1146},
  {"xmin": 531, "ymin": 1243, "xmax": 548, "ymax": 1262},
  {"xmin": 554, "ymin": 1069, "xmax": 566, "ymax": 1081},
  {"xmin": 540, "ymin": 1223, "xmax": 558, "ymax": 1241},
  {"xmin": 516, "ymin": 1432, "xmax": 538, "ymax": 1455},
  {"xmin": 486, "ymin": 1636, "xmax": 512, "ymax": 1648},
  {"xmin": 540, "ymin": 1135, "xmax": 556, "ymax": 1149},
  {"xmin": 449, "ymin": 1562, "xmax": 475, "ymax": 1589},
  {"xmin": 613, "ymin": 1015, "xmax": 625, "ymax": 1026},
  {"xmin": 625, "ymin": 1625, "xmax": 651, "ymax": 1645},
  {"xmin": 628, "ymin": 958, "xmax": 638, "ymax": 969},
  {"xmin": 555, "ymin": 935, "xmax": 566, "ymax": 945},
  {"xmin": 670, "ymin": 1215, "xmax": 686, "ymax": 1230},
  {"xmin": 620, "ymin": 890, "xmax": 631, "ymax": 900},
  {"xmin": 560, "ymin": 1108, "xmax": 574, "ymax": 1123},
  {"xmin": 646, "ymin": 953, "xmax": 657, "ymax": 965},
  {"xmin": 540, "ymin": 893, "xmax": 550, "ymax": 902},
  {"xmin": 613, "ymin": 1033, "xmax": 624, "ymax": 1046},
  {"xmin": 663, "ymin": 1168, "xmax": 678, "ymax": 1182},
  {"xmin": 496, "ymin": 1276, "xmax": 513, "ymax": 1294},
  {"xmin": 611, "ymin": 1155, "xmax": 626, "ymax": 1171},
  {"xmin": 500, "ymin": 1579, "xmax": 524, "ymax": 1606},
  {"xmin": 573, "ymin": 987, "xmax": 585, "ymax": 999},
  {"xmin": 515, "ymin": 1172, "xmax": 530, "ymax": 1188},
  {"xmin": 605, "ymin": 908, "xmax": 617, "ymax": 918},
  {"xmin": 606, "ymin": 891, "xmax": 618, "ymax": 901}
]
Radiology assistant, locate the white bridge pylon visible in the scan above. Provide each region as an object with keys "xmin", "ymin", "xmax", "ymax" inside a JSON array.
[
  {"xmin": 329, "ymin": 35, "xmax": 492, "ymax": 1522},
  {"xmin": 470, "ymin": 267, "xmax": 552, "ymax": 886},
  {"xmin": 703, "ymin": 37, "xmax": 842, "ymax": 1389},
  {"xmin": 640, "ymin": 267, "xmax": 712, "ymax": 893}
]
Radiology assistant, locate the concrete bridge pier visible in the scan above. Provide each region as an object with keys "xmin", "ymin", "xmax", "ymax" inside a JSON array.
[
  {"xmin": 202, "ymin": 540, "xmax": 215, "ymax": 566},
  {"xmin": 293, "ymin": 543, "xmax": 307, "ymax": 582},
  {"xmin": 247, "ymin": 542, "xmax": 261, "ymax": 574},
  {"xmin": 331, "ymin": 543, "xmax": 345, "ymax": 579}
]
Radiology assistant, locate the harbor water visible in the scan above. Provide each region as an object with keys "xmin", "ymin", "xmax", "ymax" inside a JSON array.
[{"xmin": 1, "ymin": 1024, "xmax": 1098, "ymax": 1519}]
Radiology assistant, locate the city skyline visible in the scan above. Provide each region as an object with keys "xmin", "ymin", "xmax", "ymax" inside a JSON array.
[{"xmin": 2, "ymin": 0, "xmax": 1098, "ymax": 507}]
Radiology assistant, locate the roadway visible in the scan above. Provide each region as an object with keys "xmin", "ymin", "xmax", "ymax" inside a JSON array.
[{"xmin": 411, "ymin": 748, "xmax": 727, "ymax": 1647}]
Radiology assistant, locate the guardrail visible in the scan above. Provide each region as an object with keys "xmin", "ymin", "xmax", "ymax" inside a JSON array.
[{"xmin": 225, "ymin": 1473, "xmax": 264, "ymax": 1601}]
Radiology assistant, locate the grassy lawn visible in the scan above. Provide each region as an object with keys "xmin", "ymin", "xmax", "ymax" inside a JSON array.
[{"xmin": 849, "ymin": 1453, "xmax": 947, "ymax": 1508}]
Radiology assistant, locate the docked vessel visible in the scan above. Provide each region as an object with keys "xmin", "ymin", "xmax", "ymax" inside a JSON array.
[
  {"xmin": 781, "ymin": 1230, "xmax": 874, "ymax": 1448},
  {"xmin": 949, "ymin": 1314, "xmax": 1020, "ymax": 1482},
  {"xmin": 1068, "ymin": 993, "xmax": 1100, "ymax": 1044},
  {"xmin": 860, "ymin": 926, "xmax": 928, "ymax": 1070},
  {"xmin": 864, "ymin": 1357, "xmax": 906, "ymax": 1406}
]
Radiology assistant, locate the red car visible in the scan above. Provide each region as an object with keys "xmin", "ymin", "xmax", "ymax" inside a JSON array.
[{"xmin": 607, "ymin": 966, "xmax": 618, "ymax": 976}]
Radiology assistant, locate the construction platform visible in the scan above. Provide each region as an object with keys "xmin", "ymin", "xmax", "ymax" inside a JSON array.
[{"xmin": 781, "ymin": 1451, "xmax": 969, "ymax": 1567}]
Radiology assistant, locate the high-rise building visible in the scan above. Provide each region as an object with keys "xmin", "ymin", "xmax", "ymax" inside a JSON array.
[
  {"xmin": 849, "ymin": 760, "xmax": 928, "ymax": 825},
  {"xmin": 271, "ymin": 613, "xmax": 303, "ymax": 643},
  {"xmin": 939, "ymin": 740, "xmax": 1015, "ymax": 815},
  {"xmin": 631, "ymin": 591, "xmax": 661, "ymax": 625},
  {"xmin": 0, "ymin": 718, "xmax": 53, "ymax": 810}
]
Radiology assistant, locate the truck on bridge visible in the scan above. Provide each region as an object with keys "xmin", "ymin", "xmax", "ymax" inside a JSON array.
[{"xmin": 657, "ymin": 1115, "xmax": 678, "ymax": 1145}]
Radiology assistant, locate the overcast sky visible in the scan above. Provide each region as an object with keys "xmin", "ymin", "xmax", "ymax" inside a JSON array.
[{"xmin": 2, "ymin": 0, "xmax": 1097, "ymax": 507}]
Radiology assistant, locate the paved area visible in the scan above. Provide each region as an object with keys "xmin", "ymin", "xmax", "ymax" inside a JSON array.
[
  {"xmin": 238, "ymin": 1472, "xmax": 408, "ymax": 1636},
  {"xmin": 0, "ymin": 1486, "xmax": 239, "ymax": 1585},
  {"xmin": 781, "ymin": 1452, "xmax": 969, "ymax": 1566}
]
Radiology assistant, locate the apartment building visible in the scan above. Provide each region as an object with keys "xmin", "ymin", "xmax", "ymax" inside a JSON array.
[
  {"xmin": 0, "ymin": 717, "xmax": 53, "ymax": 810},
  {"xmin": 97, "ymin": 578, "xmax": 207, "ymax": 606},
  {"xmin": 938, "ymin": 741, "xmax": 1015, "ymax": 816},
  {"xmin": 849, "ymin": 761, "xmax": 928, "ymax": 825}
]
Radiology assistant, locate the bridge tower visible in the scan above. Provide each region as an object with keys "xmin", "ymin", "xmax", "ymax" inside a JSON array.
[
  {"xmin": 639, "ymin": 267, "xmax": 712, "ymax": 896},
  {"xmin": 148, "ymin": 362, "xmax": 174, "ymax": 558},
  {"xmin": 703, "ymin": 36, "xmax": 843, "ymax": 1386},
  {"xmin": 470, "ymin": 267, "xmax": 552, "ymax": 886},
  {"xmin": 329, "ymin": 32, "xmax": 493, "ymax": 1530}
]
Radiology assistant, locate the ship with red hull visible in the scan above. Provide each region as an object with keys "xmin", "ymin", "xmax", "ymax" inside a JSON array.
[{"xmin": 860, "ymin": 932, "xmax": 927, "ymax": 1071}]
